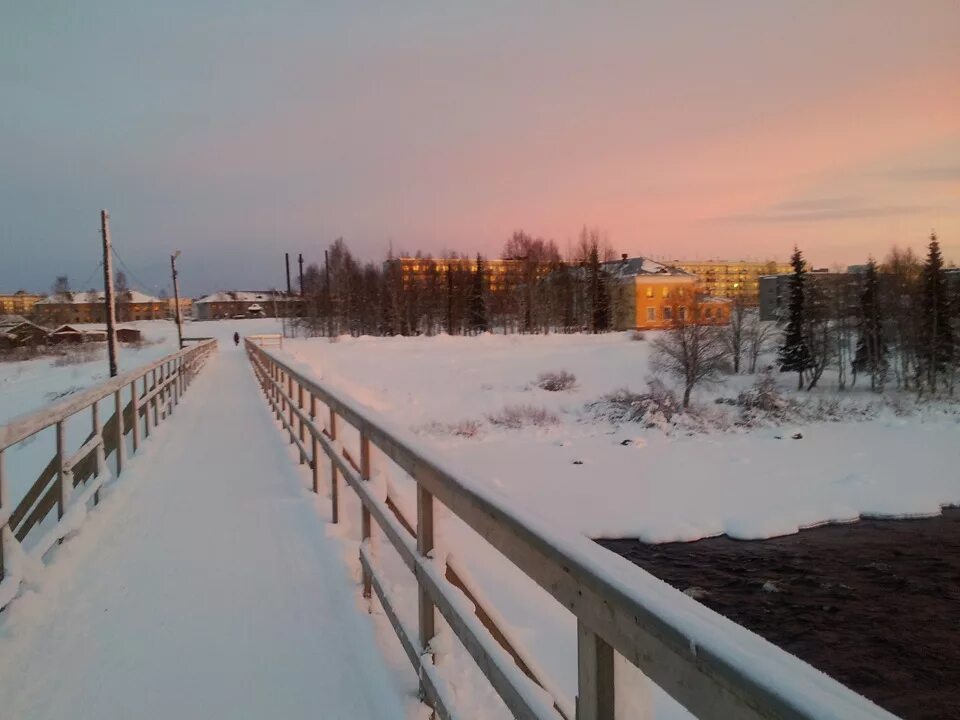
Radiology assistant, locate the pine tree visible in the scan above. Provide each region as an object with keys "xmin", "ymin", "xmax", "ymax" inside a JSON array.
[
  {"xmin": 778, "ymin": 246, "xmax": 813, "ymax": 389},
  {"xmin": 851, "ymin": 259, "xmax": 888, "ymax": 391},
  {"xmin": 468, "ymin": 254, "xmax": 488, "ymax": 333},
  {"xmin": 588, "ymin": 245, "xmax": 610, "ymax": 333},
  {"xmin": 917, "ymin": 232, "xmax": 954, "ymax": 392}
]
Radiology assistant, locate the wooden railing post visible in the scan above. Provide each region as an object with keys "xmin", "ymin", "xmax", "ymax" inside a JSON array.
[
  {"xmin": 360, "ymin": 431, "xmax": 372, "ymax": 599},
  {"xmin": 329, "ymin": 408, "xmax": 339, "ymax": 524},
  {"xmin": 309, "ymin": 394, "xmax": 320, "ymax": 494},
  {"xmin": 56, "ymin": 420, "xmax": 67, "ymax": 519},
  {"xmin": 577, "ymin": 620, "xmax": 615, "ymax": 720},
  {"xmin": 142, "ymin": 375, "xmax": 151, "ymax": 439},
  {"xmin": 130, "ymin": 380, "xmax": 140, "ymax": 453},
  {"xmin": 0, "ymin": 449, "xmax": 6, "ymax": 581},
  {"xmin": 114, "ymin": 387, "xmax": 125, "ymax": 474},
  {"xmin": 91, "ymin": 401, "xmax": 104, "ymax": 505},
  {"xmin": 417, "ymin": 484, "xmax": 437, "ymax": 690},
  {"xmin": 297, "ymin": 384, "xmax": 305, "ymax": 464},
  {"xmin": 287, "ymin": 375, "xmax": 295, "ymax": 445},
  {"xmin": 151, "ymin": 368, "xmax": 159, "ymax": 428}
]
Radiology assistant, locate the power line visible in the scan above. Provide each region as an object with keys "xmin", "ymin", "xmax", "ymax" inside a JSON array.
[
  {"xmin": 110, "ymin": 246, "xmax": 161, "ymax": 295},
  {"xmin": 73, "ymin": 260, "xmax": 104, "ymax": 291}
]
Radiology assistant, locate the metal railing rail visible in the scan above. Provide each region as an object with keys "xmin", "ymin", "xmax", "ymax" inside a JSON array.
[
  {"xmin": 245, "ymin": 340, "xmax": 897, "ymax": 720},
  {"xmin": 0, "ymin": 339, "xmax": 217, "ymax": 597}
]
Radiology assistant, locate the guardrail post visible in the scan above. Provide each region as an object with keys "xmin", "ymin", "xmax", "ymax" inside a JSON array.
[
  {"xmin": 114, "ymin": 388, "xmax": 124, "ymax": 477},
  {"xmin": 56, "ymin": 420, "xmax": 67, "ymax": 519},
  {"xmin": 360, "ymin": 431, "xmax": 372, "ymax": 599},
  {"xmin": 576, "ymin": 620, "xmax": 615, "ymax": 720},
  {"xmin": 173, "ymin": 359, "xmax": 180, "ymax": 407},
  {"xmin": 142, "ymin": 375, "xmax": 151, "ymax": 439},
  {"xmin": 329, "ymin": 408, "xmax": 339, "ymax": 524},
  {"xmin": 131, "ymin": 381, "xmax": 140, "ymax": 453},
  {"xmin": 151, "ymin": 369, "xmax": 159, "ymax": 428},
  {"xmin": 0, "ymin": 449, "xmax": 6, "ymax": 581},
  {"xmin": 417, "ymin": 483, "xmax": 437, "ymax": 694},
  {"xmin": 287, "ymin": 375, "xmax": 295, "ymax": 445}
]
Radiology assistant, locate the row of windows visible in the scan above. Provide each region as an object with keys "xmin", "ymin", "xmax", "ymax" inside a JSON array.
[
  {"xmin": 643, "ymin": 286, "xmax": 690, "ymax": 299},
  {"xmin": 645, "ymin": 306, "xmax": 721, "ymax": 321}
]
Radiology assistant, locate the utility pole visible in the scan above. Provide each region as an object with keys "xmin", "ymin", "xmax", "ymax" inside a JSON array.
[
  {"xmin": 298, "ymin": 253, "xmax": 304, "ymax": 296},
  {"xmin": 101, "ymin": 210, "xmax": 119, "ymax": 377},
  {"xmin": 171, "ymin": 251, "xmax": 183, "ymax": 349},
  {"xmin": 285, "ymin": 252, "xmax": 292, "ymax": 295}
]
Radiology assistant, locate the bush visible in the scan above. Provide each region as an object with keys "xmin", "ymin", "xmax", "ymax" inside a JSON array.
[
  {"xmin": 736, "ymin": 370, "xmax": 784, "ymax": 412},
  {"xmin": 585, "ymin": 380, "xmax": 680, "ymax": 425},
  {"xmin": 415, "ymin": 419, "xmax": 483, "ymax": 438},
  {"xmin": 629, "ymin": 330, "xmax": 646, "ymax": 342},
  {"xmin": 51, "ymin": 343, "xmax": 104, "ymax": 367},
  {"xmin": 536, "ymin": 370, "xmax": 577, "ymax": 392},
  {"xmin": 487, "ymin": 404, "xmax": 559, "ymax": 429}
]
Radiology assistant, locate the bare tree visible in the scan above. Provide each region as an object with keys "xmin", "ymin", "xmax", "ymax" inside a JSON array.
[
  {"xmin": 745, "ymin": 312, "xmax": 779, "ymax": 373},
  {"xmin": 724, "ymin": 293, "xmax": 747, "ymax": 373},
  {"xmin": 651, "ymin": 298, "xmax": 730, "ymax": 407}
]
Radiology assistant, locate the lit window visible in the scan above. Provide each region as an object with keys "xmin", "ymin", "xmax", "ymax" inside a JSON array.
[
  {"xmin": 645, "ymin": 287, "xmax": 654, "ymax": 298},
  {"xmin": 662, "ymin": 287, "xmax": 669, "ymax": 298}
]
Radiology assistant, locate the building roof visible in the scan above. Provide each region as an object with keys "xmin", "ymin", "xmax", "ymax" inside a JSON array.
[
  {"xmin": 195, "ymin": 290, "xmax": 300, "ymax": 304},
  {"xmin": 36, "ymin": 290, "xmax": 161, "ymax": 305},
  {"xmin": 602, "ymin": 256, "xmax": 694, "ymax": 279}
]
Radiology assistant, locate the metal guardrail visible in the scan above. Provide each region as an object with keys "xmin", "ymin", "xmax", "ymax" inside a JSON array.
[
  {"xmin": 0, "ymin": 339, "xmax": 217, "ymax": 598},
  {"xmin": 245, "ymin": 340, "xmax": 898, "ymax": 720}
]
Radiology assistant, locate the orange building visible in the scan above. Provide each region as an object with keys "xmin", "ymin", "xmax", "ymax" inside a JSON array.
[
  {"xmin": 663, "ymin": 259, "xmax": 792, "ymax": 304},
  {"xmin": 606, "ymin": 257, "xmax": 730, "ymax": 330},
  {"xmin": 33, "ymin": 291, "xmax": 167, "ymax": 325},
  {"xmin": 0, "ymin": 291, "xmax": 45, "ymax": 317}
]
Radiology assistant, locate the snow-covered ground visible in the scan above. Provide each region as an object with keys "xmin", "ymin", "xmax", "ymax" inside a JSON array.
[
  {"xmin": 0, "ymin": 318, "xmax": 284, "ymax": 511},
  {"xmin": 273, "ymin": 331, "xmax": 960, "ymax": 719}
]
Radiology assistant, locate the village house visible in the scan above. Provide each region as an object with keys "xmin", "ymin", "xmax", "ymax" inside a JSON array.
[
  {"xmin": 0, "ymin": 317, "xmax": 51, "ymax": 350},
  {"xmin": 33, "ymin": 291, "xmax": 166, "ymax": 325},
  {"xmin": 605, "ymin": 256, "xmax": 731, "ymax": 330},
  {"xmin": 47, "ymin": 324, "xmax": 143, "ymax": 344},
  {"xmin": 193, "ymin": 291, "xmax": 305, "ymax": 320}
]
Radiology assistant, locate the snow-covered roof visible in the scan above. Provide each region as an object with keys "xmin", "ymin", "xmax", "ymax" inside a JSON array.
[
  {"xmin": 37, "ymin": 291, "xmax": 161, "ymax": 304},
  {"xmin": 602, "ymin": 257, "xmax": 694, "ymax": 279},
  {"xmin": 195, "ymin": 291, "xmax": 299, "ymax": 304}
]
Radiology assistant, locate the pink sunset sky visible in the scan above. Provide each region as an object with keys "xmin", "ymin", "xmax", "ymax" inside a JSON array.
[{"xmin": 3, "ymin": 1, "xmax": 959, "ymax": 293}]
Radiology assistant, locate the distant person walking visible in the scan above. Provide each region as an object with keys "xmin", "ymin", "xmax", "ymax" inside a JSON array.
[{"xmin": 233, "ymin": 332, "xmax": 240, "ymax": 347}]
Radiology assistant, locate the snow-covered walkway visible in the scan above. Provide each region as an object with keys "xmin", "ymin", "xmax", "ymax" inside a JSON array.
[{"xmin": 0, "ymin": 346, "xmax": 409, "ymax": 720}]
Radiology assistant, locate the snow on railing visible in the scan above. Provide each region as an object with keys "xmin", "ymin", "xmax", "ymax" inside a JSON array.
[
  {"xmin": 245, "ymin": 339, "xmax": 899, "ymax": 720},
  {"xmin": 0, "ymin": 339, "xmax": 217, "ymax": 609}
]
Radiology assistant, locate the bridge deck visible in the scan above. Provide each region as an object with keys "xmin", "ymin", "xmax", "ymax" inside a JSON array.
[{"xmin": 0, "ymin": 346, "xmax": 410, "ymax": 720}]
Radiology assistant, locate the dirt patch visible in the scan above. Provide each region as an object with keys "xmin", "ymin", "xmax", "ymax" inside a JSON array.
[{"xmin": 599, "ymin": 509, "xmax": 960, "ymax": 720}]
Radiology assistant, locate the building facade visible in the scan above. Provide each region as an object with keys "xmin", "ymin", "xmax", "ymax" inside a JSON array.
[
  {"xmin": 193, "ymin": 291, "xmax": 305, "ymax": 320},
  {"xmin": 33, "ymin": 291, "xmax": 167, "ymax": 325},
  {"xmin": 0, "ymin": 291, "xmax": 45, "ymax": 317},
  {"xmin": 385, "ymin": 256, "xmax": 544, "ymax": 294},
  {"xmin": 605, "ymin": 257, "xmax": 731, "ymax": 330},
  {"xmin": 664, "ymin": 260, "xmax": 791, "ymax": 304}
]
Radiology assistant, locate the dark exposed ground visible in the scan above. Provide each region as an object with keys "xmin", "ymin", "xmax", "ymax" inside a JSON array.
[{"xmin": 599, "ymin": 508, "xmax": 960, "ymax": 720}]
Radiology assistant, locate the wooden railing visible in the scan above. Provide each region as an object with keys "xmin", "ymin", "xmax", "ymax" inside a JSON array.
[
  {"xmin": 0, "ymin": 339, "xmax": 217, "ymax": 599},
  {"xmin": 245, "ymin": 340, "xmax": 897, "ymax": 720}
]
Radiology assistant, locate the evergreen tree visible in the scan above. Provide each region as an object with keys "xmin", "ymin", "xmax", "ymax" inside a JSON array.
[
  {"xmin": 778, "ymin": 246, "xmax": 813, "ymax": 389},
  {"xmin": 588, "ymin": 245, "xmax": 610, "ymax": 333},
  {"xmin": 851, "ymin": 259, "xmax": 888, "ymax": 391},
  {"xmin": 467, "ymin": 254, "xmax": 488, "ymax": 333},
  {"xmin": 917, "ymin": 232, "xmax": 954, "ymax": 392}
]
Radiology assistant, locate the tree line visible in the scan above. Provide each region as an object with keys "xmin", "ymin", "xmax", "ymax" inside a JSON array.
[{"xmin": 293, "ymin": 228, "xmax": 619, "ymax": 338}]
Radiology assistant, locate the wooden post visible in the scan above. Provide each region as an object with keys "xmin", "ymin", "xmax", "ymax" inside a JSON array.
[
  {"xmin": 297, "ymin": 384, "xmax": 305, "ymax": 464},
  {"xmin": 151, "ymin": 368, "xmax": 159, "ymax": 427},
  {"xmin": 56, "ymin": 420, "xmax": 67, "ymax": 519},
  {"xmin": 130, "ymin": 381, "xmax": 139, "ymax": 453},
  {"xmin": 0, "ymin": 449, "xmax": 6, "ymax": 581},
  {"xmin": 329, "ymin": 408, "xmax": 339, "ymax": 524},
  {"xmin": 142, "ymin": 375, "xmax": 150, "ymax": 439},
  {"xmin": 576, "ymin": 620, "xmax": 615, "ymax": 720},
  {"xmin": 287, "ymin": 375, "xmax": 294, "ymax": 444},
  {"xmin": 92, "ymin": 402, "xmax": 104, "ymax": 505},
  {"xmin": 114, "ymin": 388, "xmax": 124, "ymax": 476},
  {"xmin": 360, "ymin": 431, "xmax": 372, "ymax": 599},
  {"xmin": 417, "ymin": 485, "xmax": 437, "ymax": 662},
  {"xmin": 171, "ymin": 251, "xmax": 184, "ymax": 349}
]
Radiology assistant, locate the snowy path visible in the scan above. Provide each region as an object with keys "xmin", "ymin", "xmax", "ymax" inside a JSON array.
[{"xmin": 0, "ymin": 346, "xmax": 410, "ymax": 720}]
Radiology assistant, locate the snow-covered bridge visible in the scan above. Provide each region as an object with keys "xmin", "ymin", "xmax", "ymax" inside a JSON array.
[{"xmin": 0, "ymin": 336, "xmax": 900, "ymax": 720}]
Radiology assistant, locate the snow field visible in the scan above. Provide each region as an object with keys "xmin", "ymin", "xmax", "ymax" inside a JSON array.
[{"xmin": 272, "ymin": 331, "xmax": 956, "ymax": 719}]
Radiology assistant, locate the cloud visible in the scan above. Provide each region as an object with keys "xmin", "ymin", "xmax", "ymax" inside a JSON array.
[
  {"xmin": 890, "ymin": 166, "xmax": 960, "ymax": 183},
  {"xmin": 708, "ymin": 197, "xmax": 941, "ymax": 224}
]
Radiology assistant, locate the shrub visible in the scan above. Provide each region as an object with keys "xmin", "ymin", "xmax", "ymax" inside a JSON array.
[
  {"xmin": 51, "ymin": 343, "xmax": 103, "ymax": 367},
  {"xmin": 487, "ymin": 404, "xmax": 559, "ymax": 429},
  {"xmin": 629, "ymin": 330, "xmax": 646, "ymax": 342},
  {"xmin": 536, "ymin": 370, "xmax": 577, "ymax": 392},
  {"xmin": 585, "ymin": 380, "xmax": 680, "ymax": 425},
  {"xmin": 415, "ymin": 419, "xmax": 483, "ymax": 438}
]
